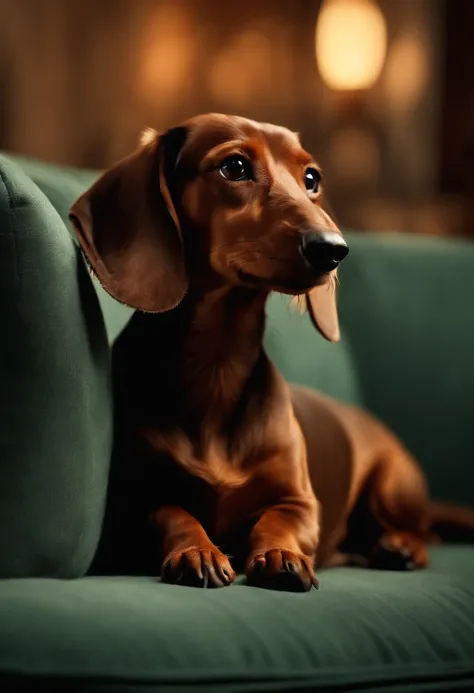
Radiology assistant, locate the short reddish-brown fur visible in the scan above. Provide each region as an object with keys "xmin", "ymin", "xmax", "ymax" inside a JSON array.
[{"xmin": 70, "ymin": 114, "xmax": 474, "ymax": 591}]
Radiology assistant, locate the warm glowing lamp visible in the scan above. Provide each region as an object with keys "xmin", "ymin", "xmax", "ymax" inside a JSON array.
[{"xmin": 315, "ymin": 0, "xmax": 387, "ymax": 91}]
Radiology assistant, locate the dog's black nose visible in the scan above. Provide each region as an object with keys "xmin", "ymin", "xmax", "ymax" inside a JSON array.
[{"xmin": 300, "ymin": 230, "xmax": 349, "ymax": 274}]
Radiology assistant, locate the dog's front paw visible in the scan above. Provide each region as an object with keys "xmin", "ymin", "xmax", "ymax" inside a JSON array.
[
  {"xmin": 161, "ymin": 546, "xmax": 236, "ymax": 588},
  {"xmin": 246, "ymin": 549, "xmax": 318, "ymax": 592}
]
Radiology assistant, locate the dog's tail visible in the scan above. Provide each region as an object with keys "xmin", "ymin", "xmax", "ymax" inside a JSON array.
[{"xmin": 429, "ymin": 501, "xmax": 474, "ymax": 543}]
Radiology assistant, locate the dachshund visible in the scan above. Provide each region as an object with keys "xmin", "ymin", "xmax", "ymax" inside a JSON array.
[{"xmin": 70, "ymin": 113, "xmax": 474, "ymax": 592}]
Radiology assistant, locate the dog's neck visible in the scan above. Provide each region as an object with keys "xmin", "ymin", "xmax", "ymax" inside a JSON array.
[
  {"xmin": 176, "ymin": 284, "xmax": 269, "ymax": 420},
  {"xmin": 124, "ymin": 283, "xmax": 272, "ymax": 435}
]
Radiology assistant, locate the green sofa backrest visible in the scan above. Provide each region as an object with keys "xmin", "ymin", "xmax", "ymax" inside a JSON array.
[{"xmin": 8, "ymin": 152, "xmax": 474, "ymax": 508}]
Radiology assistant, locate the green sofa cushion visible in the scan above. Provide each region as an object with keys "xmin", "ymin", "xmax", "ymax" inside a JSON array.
[
  {"xmin": 0, "ymin": 546, "xmax": 472, "ymax": 693},
  {"xmin": 338, "ymin": 233, "xmax": 474, "ymax": 507},
  {"xmin": 265, "ymin": 294, "xmax": 364, "ymax": 406},
  {"xmin": 0, "ymin": 155, "xmax": 112, "ymax": 578}
]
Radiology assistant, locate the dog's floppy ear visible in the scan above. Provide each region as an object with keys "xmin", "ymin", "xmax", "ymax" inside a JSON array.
[
  {"xmin": 306, "ymin": 272, "xmax": 340, "ymax": 342},
  {"xmin": 69, "ymin": 126, "xmax": 188, "ymax": 312}
]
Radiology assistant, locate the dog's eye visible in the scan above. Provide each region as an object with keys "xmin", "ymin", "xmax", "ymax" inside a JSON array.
[
  {"xmin": 219, "ymin": 156, "xmax": 253, "ymax": 182},
  {"xmin": 304, "ymin": 168, "xmax": 321, "ymax": 193}
]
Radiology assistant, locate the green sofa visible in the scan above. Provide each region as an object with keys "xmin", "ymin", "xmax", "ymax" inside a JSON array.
[{"xmin": 0, "ymin": 152, "xmax": 473, "ymax": 693}]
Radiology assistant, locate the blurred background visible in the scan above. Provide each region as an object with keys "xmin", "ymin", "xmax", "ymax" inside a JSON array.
[{"xmin": 1, "ymin": 0, "xmax": 473, "ymax": 237}]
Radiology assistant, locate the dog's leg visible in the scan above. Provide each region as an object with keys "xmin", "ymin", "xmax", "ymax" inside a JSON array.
[
  {"xmin": 153, "ymin": 506, "xmax": 236, "ymax": 587},
  {"xmin": 246, "ymin": 498, "xmax": 319, "ymax": 592},
  {"xmin": 367, "ymin": 452, "xmax": 430, "ymax": 570}
]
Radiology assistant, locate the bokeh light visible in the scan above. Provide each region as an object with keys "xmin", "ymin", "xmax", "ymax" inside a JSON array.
[
  {"xmin": 139, "ymin": 5, "xmax": 196, "ymax": 103},
  {"xmin": 384, "ymin": 30, "xmax": 430, "ymax": 111},
  {"xmin": 315, "ymin": 0, "xmax": 387, "ymax": 90}
]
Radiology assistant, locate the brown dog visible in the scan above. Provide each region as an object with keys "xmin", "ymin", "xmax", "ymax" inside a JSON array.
[{"xmin": 71, "ymin": 113, "xmax": 474, "ymax": 591}]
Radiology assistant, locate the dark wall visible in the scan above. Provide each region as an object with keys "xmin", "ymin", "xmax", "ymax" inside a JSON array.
[
  {"xmin": 1, "ymin": 0, "xmax": 473, "ymax": 237},
  {"xmin": 440, "ymin": 0, "xmax": 474, "ymax": 197}
]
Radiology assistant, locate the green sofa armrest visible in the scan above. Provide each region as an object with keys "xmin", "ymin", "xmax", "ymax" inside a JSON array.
[
  {"xmin": 0, "ymin": 155, "xmax": 113, "ymax": 578},
  {"xmin": 338, "ymin": 231, "xmax": 474, "ymax": 506},
  {"xmin": 1, "ymin": 152, "xmax": 133, "ymax": 343}
]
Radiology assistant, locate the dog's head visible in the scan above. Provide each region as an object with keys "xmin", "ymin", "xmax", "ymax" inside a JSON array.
[{"xmin": 70, "ymin": 113, "xmax": 348, "ymax": 342}]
